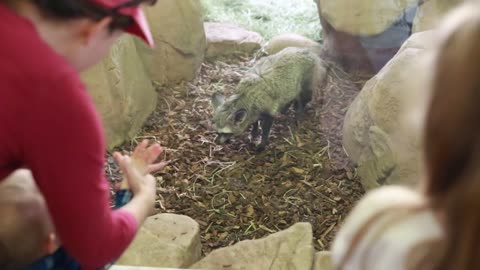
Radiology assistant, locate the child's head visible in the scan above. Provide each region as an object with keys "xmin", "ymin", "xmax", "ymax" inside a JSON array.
[{"xmin": 0, "ymin": 169, "xmax": 58, "ymax": 268}]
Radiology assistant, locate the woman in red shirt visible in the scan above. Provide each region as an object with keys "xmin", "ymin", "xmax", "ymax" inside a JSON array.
[{"xmin": 0, "ymin": 0, "xmax": 165, "ymax": 269}]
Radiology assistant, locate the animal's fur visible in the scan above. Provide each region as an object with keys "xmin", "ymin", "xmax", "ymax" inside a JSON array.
[{"xmin": 211, "ymin": 47, "xmax": 326, "ymax": 151}]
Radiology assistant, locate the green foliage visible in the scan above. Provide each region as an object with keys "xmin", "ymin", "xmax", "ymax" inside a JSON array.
[{"xmin": 200, "ymin": 0, "xmax": 322, "ymax": 41}]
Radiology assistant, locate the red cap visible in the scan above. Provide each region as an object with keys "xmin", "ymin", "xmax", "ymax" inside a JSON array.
[{"xmin": 89, "ymin": 0, "xmax": 154, "ymax": 47}]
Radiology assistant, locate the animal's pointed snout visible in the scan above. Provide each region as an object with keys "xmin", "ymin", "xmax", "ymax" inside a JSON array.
[{"xmin": 215, "ymin": 133, "xmax": 233, "ymax": 144}]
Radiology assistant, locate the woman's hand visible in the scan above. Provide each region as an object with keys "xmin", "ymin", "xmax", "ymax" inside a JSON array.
[
  {"xmin": 112, "ymin": 140, "xmax": 170, "ymax": 222},
  {"xmin": 113, "ymin": 154, "xmax": 156, "ymax": 204},
  {"xmin": 113, "ymin": 139, "xmax": 169, "ymax": 190},
  {"xmin": 128, "ymin": 139, "xmax": 169, "ymax": 175}
]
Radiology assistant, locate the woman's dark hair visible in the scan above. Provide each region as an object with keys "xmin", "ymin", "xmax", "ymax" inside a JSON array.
[{"xmin": 30, "ymin": 0, "xmax": 156, "ymax": 31}]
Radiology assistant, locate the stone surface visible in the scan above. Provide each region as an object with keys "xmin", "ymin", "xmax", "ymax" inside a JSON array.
[
  {"xmin": 205, "ymin": 23, "xmax": 264, "ymax": 59},
  {"xmin": 116, "ymin": 214, "xmax": 201, "ymax": 268},
  {"xmin": 263, "ymin": 33, "xmax": 322, "ymax": 56},
  {"xmin": 82, "ymin": 35, "xmax": 156, "ymax": 149},
  {"xmin": 136, "ymin": 0, "xmax": 206, "ymax": 85},
  {"xmin": 111, "ymin": 267, "xmax": 191, "ymax": 270},
  {"xmin": 190, "ymin": 222, "xmax": 314, "ymax": 270},
  {"xmin": 413, "ymin": 0, "xmax": 465, "ymax": 33},
  {"xmin": 318, "ymin": 0, "xmax": 418, "ymax": 36},
  {"xmin": 342, "ymin": 31, "xmax": 436, "ymax": 190},
  {"xmin": 357, "ymin": 5, "xmax": 417, "ymax": 72},
  {"xmin": 312, "ymin": 251, "xmax": 334, "ymax": 270},
  {"xmin": 313, "ymin": 0, "xmax": 416, "ymax": 73}
]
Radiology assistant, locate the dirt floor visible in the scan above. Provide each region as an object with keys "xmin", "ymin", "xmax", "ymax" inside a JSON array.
[{"xmin": 105, "ymin": 54, "xmax": 369, "ymax": 255}]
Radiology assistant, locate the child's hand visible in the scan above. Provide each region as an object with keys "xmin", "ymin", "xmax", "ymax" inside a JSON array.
[{"xmin": 43, "ymin": 232, "xmax": 60, "ymax": 255}]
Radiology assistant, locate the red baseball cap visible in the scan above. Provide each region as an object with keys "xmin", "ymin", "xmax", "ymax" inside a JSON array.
[{"xmin": 90, "ymin": 0, "xmax": 154, "ymax": 48}]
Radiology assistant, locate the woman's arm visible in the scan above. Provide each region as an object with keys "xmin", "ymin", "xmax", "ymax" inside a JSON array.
[{"xmin": 18, "ymin": 71, "xmax": 154, "ymax": 269}]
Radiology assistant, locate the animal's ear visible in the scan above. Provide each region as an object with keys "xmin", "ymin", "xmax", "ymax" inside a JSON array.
[
  {"xmin": 233, "ymin": 109, "xmax": 247, "ymax": 124},
  {"xmin": 211, "ymin": 93, "xmax": 225, "ymax": 110}
]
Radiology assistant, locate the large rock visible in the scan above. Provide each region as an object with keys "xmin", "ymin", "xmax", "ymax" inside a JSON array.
[
  {"xmin": 137, "ymin": 0, "xmax": 206, "ymax": 85},
  {"xmin": 205, "ymin": 23, "xmax": 264, "ymax": 59},
  {"xmin": 318, "ymin": 0, "xmax": 417, "ymax": 36},
  {"xmin": 314, "ymin": 0, "xmax": 417, "ymax": 73},
  {"xmin": 191, "ymin": 223, "xmax": 314, "ymax": 270},
  {"xmin": 412, "ymin": 0, "xmax": 464, "ymax": 33},
  {"xmin": 82, "ymin": 35, "xmax": 156, "ymax": 149},
  {"xmin": 116, "ymin": 214, "xmax": 201, "ymax": 268},
  {"xmin": 111, "ymin": 267, "xmax": 188, "ymax": 270},
  {"xmin": 314, "ymin": 0, "xmax": 464, "ymax": 72},
  {"xmin": 342, "ymin": 30, "xmax": 436, "ymax": 190},
  {"xmin": 312, "ymin": 251, "xmax": 334, "ymax": 270},
  {"xmin": 263, "ymin": 33, "xmax": 322, "ymax": 56}
]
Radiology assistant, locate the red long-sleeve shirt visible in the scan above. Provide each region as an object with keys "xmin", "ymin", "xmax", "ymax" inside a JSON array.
[{"xmin": 0, "ymin": 4, "xmax": 138, "ymax": 269}]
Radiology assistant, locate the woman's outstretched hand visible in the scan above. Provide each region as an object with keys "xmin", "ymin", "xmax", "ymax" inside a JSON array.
[
  {"xmin": 113, "ymin": 139, "xmax": 169, "ymax": 190},
  {"xmin": 112, "ymin": 139, "xmax": 170, "ymax": 223}
]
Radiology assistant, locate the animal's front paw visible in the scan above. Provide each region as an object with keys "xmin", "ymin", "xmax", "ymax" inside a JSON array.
[
  {"xmin": 255, "ymin": 145, "xmax": 266, "ymax": 153},
  {"xmin": 249, "ymin": 134, "xmax": 261, "ymax": 147},
  {"xmin": 294, "ymin": 113, "xmax": 305, "ymax": 124},
  {"xmin": 249, "ymin": 132, "xmax": 260, "ymax": 142},
  {"xmin": 255, "ymin": 141, "xmax": 269, "ymax": 152}
]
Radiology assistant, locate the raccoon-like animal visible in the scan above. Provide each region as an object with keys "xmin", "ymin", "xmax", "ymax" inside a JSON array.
[{"xmin": 211, "ymin": 47, "xmax": 325, "ymax": 151}]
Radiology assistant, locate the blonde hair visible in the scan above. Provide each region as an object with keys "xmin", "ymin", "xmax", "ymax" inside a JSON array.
[{"xmin": 0, "ymin": 170, "xmax": 54, "ymax": 268}]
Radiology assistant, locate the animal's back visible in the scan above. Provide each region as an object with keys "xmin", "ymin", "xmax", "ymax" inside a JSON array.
[{"xmin": 236, "ymin": 48, "xmax": 318, "ymax": 115}]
